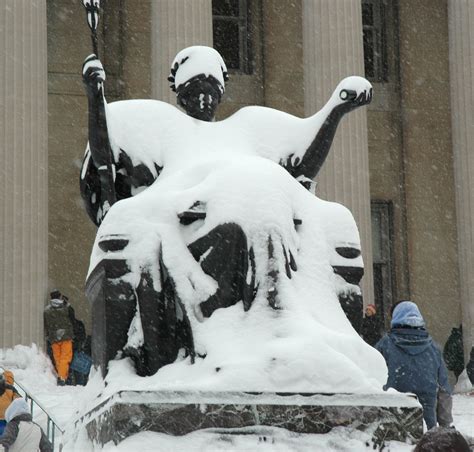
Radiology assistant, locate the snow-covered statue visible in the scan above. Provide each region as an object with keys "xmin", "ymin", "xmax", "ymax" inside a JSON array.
[{"xmin": 81, "ymin": 46, "xmax": 386, "ymax": 391}]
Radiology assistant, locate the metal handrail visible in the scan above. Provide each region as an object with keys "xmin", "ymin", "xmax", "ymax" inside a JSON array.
[{"xmin": 0, "ymin": 367, "xmax": 64, "ymax": 450}]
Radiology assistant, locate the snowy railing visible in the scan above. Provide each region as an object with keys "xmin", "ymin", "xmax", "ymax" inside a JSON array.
[{"xmin": 1, "ymin": 368, "xmax": 64, "ymax": 450}]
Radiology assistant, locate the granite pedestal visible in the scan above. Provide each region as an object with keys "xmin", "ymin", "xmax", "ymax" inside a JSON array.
[{"xmin": 79, "ymin": 390, "xmax": 423, "ymax": 447}]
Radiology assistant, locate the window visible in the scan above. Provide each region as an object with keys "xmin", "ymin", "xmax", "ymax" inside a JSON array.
[
  {"xmin": 212, "ymin": 0, "xmax": 252, "ymax": 74},
  {"xmin": 371, "ymin": 201, "xmax": 394, "ymax": 327},
  {"xmin": 362, "ymin": 0, "xmax": 388, "ymax": 82}
]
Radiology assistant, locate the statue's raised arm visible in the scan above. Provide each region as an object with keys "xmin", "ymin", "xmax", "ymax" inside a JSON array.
[
  {"xmin": 224, "ymin": 75, "xmax": 372, "ymax": 189},
  {"xmin": 282, "ymin": 77, "xmax": 372, "ymax": 183}
]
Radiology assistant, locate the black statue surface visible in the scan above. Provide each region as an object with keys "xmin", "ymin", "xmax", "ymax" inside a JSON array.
[{"xmin": 81, "ymin": 45, "xmax": 375, "ymax": 384}]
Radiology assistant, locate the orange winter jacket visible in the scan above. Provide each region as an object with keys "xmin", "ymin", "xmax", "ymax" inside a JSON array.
[{"xmin": 0, "ymin": 370, "xmax": 20, "ymax": 420}]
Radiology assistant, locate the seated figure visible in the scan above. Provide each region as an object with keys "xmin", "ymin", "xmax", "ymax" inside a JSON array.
[{"xmin": 81, "ymin": 46, "xmax": 376, "ymax": 381}]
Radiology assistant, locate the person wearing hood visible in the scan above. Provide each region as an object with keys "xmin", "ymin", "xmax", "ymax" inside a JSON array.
[
  {"xmin": 43, "ymin": 290, "xmax": 74, "ymax": 385},
  {"xmin": 0, "ymin": 398, "xmax": 52, "ymax": 451},
  {"xmin": 375, "ymin": 301, "xmax": 452, "ymax": 429}
]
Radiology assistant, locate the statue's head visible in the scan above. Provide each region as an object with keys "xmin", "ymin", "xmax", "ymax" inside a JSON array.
[{"xmin": 168, "ymin": 46, "xmax": 229, "ymax": 121}]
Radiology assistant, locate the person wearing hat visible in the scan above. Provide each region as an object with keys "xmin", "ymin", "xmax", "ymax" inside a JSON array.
[
  {"xmin": 0, "ymin": 398, "xmax": 52, "ymax": 451},
  {"xmin": 44, "ymin": 290, "xmax": 74, "ymax": 385},
  {"xmin": 361, "ymin": 303, "xmax": 383, "ymax": 346},
  {"xmin": 0, "ymin": 370, "xmax": 20, "ymax": 436},
  {"xmin": 375, "ymin": 301, "xmax": 452, "ymax": 429}
]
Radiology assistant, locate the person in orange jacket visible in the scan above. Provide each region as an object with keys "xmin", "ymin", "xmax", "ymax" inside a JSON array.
[
  {"xmin": 44, "ymin": 290, "xmax": 74, "ymax": 385},
  {"xmin": 0, "ymin": 370, "xmax": 21, "ymax": 436}
]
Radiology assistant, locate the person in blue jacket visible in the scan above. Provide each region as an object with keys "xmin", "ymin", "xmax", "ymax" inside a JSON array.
[{"xmin": 375, "ymin": 301, "xmax": 452, "ymax": 429}]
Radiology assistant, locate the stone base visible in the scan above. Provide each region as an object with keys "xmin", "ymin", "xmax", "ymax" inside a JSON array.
[{"xmin": 79, "ymin": 391, "xmax": 423, "ymax": 447}]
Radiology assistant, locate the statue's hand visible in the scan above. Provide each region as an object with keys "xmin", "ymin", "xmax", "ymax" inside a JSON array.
[
  {"xmin": 335, "ymin": 76, "xmax": 372, "ymax": 113},
  {"xmin": 82, "ymin": 54, "xmax": 106, "ymax": 96}
]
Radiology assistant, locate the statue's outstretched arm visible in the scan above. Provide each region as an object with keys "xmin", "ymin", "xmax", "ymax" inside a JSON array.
[
  {"xmin": 80, "ymin": 54, "xmax": 117, "ymax": 225},
  {"xmin": 282, "ymin": 77, "xmax": 372, "ymax": 183}
]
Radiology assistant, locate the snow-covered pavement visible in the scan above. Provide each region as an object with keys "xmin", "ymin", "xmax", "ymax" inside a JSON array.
[{"xmin": 2, "ymin": 345, "xmax": 472, "ymax": 451}]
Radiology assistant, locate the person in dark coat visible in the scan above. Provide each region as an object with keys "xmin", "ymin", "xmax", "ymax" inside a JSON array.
[
  {"xmin": 0, "ymin": 398, "xmax": 52, "ymax": 451},
  {"xmin": 443, "ymin": 325, "xmax": 465, "ymax": 381},
  {"xmin": 361, "ymin": 303, "xmax": 383, "ymax": 346},
  {"xmin": 66, "ymin": 301, "xmax": 90, "ymax": 386},
  {"xmin": 466, "ymin": 346, "xmax": 474, "ymax": 386},
  {"xmin": 44, "ymin": 290, "xmax": 74, "ymax": 385},
  {"xmin": 375, "ymin": 301, "xmax": 452, "ymax": 429}
]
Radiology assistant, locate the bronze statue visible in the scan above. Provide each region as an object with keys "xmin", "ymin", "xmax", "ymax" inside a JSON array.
[{"xmin": 81, "ymin": 46, "xmax": 372, "ymax": 376}]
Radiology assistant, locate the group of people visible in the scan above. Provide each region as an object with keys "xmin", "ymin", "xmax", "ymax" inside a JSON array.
[
  {"xmin": 0, "ymin": 371, "xmax": 52, "ymax": 450},
  {"xmin": 43, "ymin": 290, "xmax": 91, "ymax": 386},
  {"xmin": 361, "ymin": 299, "xmax": 473, "ymax": 449}
]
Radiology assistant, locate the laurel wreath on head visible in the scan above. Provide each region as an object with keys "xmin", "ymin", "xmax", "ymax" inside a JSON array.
[{"xmin": 168, "ymin": 56, "xmax": 229, "ymax": 93}]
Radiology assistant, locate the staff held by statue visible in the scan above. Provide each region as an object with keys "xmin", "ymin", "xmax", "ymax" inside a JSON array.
[
  {"xmin": 81, "ymin": 0, "xmax": 117, "ymax": 215},
  {"xmin": 82, "ymin": 0, "xmax": 100, "ymax": 57}
]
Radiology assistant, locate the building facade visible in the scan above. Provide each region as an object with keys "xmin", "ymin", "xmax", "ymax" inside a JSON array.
[{"xmin": 1, "ymin": 0, "xmax": 473, "ymax": 361}]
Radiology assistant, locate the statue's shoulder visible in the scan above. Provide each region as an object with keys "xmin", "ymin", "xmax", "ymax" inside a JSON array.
[
  {"xmin": 107, "ymin": 99, "xmax": 184, "ymax": 118},
  {"xmin": 223, "ymin": 105, "xmax": 302, "ymax": 128}
]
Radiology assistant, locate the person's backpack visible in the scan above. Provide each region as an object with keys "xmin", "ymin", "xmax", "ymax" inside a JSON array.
[{"xmin": 70, "ymin": 351, "xmax": 92, "ymax": 375}]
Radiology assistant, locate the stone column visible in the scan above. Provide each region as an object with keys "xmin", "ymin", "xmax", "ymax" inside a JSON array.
[
  {"xmin": 0, "ymin": 0, "xmax": 48, "ymax": 348},
  {"xmin": 448, "ymin": 0, "xmax": 474, "ymax": 357},
  {"xmin": 150, "ymin": 0, "xmax": 213, "ymax": 103},
  {"xmin": 302, "ymin": 0, "xmax": 374, "ymax": 304}
]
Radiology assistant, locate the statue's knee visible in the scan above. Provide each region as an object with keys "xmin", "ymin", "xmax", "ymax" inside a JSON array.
[
  {"xmin": 212, "ymin": 222, "xmax": 245, "ymax": 243},
  {"xmin": 189, "ymin": 222, "xmax": 247, "ymax": 261}
]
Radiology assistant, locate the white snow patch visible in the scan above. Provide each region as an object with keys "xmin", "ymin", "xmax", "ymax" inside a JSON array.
[{"xmin": 170, "ymin": 46, "xmax": 228, "ymax": 92}]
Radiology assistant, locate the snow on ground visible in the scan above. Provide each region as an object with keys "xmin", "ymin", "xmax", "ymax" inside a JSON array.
[
  {"xmin": 102, "ymin": 427, "xmax": 414, "ymax": 452},
  {"xmin": 1, "ymin": 345, "xmax": 472, "ymax": 451}
]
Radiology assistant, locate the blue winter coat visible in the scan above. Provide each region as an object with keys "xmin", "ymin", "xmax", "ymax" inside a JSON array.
[{"xmin": 375, "ymin": 328, "xmax": 451, "ymax": 429}]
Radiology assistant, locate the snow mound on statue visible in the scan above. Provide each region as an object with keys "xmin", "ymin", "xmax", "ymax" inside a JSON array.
[
  {"xmin": 102, "ymin": 75, "xmax": 372, "ymax": 180},
  {"xmin": 170, "ymin": 46, "xmax": 228, "ymax": 91},
  {"xmin": 90, "ymin": 149, "xmax": 387, "ymax": 394}
]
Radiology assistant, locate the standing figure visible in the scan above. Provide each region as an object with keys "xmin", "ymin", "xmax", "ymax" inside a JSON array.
[
  {"xmin": 0, "ymin": 398, "xmax": 52, "ymax": 451},
  {"xmin": 44, "ymin": 290, "xmax": 74, "ymax": 385},
  {"xmin": 467, "ymin": 347, "xmax": 474, "ymax": 386},
  {"xmin": 67, "ymin": 303, "xmax": 90, "ymax": 386},
  {"xmin": 443, "ymin": 325, "xmax": 465, "ymax": 382},
  {"xmin": 0, "ymin": 371, "xmax": 20, "ymax": 436},
  {"xmin": 375, "ymin": 301, "xmax": 452, "ymax": 429}
]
